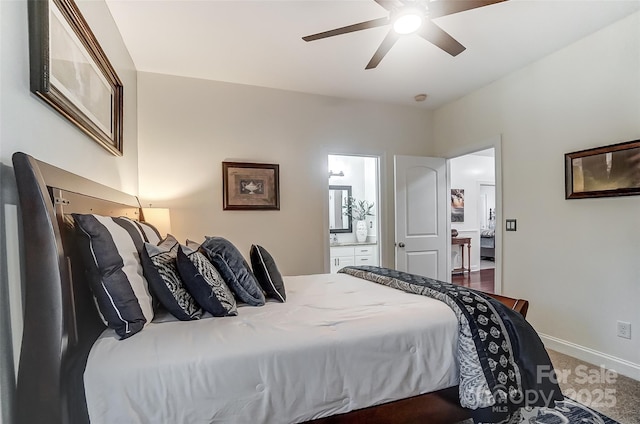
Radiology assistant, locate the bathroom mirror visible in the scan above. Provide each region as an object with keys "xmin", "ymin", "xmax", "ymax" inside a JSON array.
[{"xmin": 329, "ymin": 185, "xmax": 352, "ymax": 233}]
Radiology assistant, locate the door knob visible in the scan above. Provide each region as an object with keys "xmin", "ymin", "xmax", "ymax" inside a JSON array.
[{"xmin": 398, "ymin": 242, "xmax": 405, "ymax": 248}]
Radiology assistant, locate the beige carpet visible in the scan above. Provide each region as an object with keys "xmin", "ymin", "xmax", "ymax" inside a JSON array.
[
  {"xmin": 547, "ymin": 349, "xmax": 640, "ymax": 424},
  {"xmin": 455, "ymin": 349, "xmax": 640, "ymax": 424}
]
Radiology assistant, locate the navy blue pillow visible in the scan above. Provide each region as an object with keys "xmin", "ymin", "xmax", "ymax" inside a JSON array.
[
  {"xmin": 176, "ymin": 245, "xmax": 237, "ymax": 316},
  {"xmin": 199, "ymin": 237, "xmax": 265, "ymax": 306},
  {"xmin": 250, "ymin": 245, "xmax": 286, "ymax": 302},
  {"xmin": 141, "ymin": 235, "xmax": 202, "ymax": 321}
]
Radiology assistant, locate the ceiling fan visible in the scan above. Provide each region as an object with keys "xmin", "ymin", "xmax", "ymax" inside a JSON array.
[{"xmin": 302, "ymin": 0, "xmax": 507, "ymax": 69}]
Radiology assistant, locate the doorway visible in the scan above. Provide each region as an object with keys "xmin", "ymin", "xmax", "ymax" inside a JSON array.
[
  {"xmin": 327, "ymin": 154, "xmax": 381, "ymax": 273},
  {"xmin": 478, "ymin": 182, "xmax": 496, "ymax": 270},
  {"xmin": 448, "ymin": 147, "xmax": 499, "ymax": 293}
]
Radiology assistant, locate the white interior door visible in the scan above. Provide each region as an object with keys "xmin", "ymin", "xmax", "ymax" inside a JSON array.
[{"xmin": 394, "ymin": 155, "xmax": 447, "ymax": 281}]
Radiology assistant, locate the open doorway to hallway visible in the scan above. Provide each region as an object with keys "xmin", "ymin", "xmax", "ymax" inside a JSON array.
[{"xmin": 449, "ymin": 148, "xmax": 497, "ymax": 293}]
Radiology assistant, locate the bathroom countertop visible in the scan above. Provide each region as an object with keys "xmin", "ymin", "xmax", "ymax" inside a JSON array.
[{"xmin": 330, "ymin": 242, "xmax": 377, "ymax": 247}]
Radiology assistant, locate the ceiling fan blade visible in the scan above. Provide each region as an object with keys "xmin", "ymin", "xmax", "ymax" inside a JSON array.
[
  {"xmin": 429, "ymin": 0, "xmax": 507, "ymax": 19},
  {"xmin": 366, "ymin": 30, "xmax": 400, "ymax": 69},
  {"xmin": 302, "ymin": 17, "xmax": 389, "ymax": 42},
  {"xmin": 417, "ymin": 20, "xmax": 465, "ymax": 56},
  {"xmin": 373, "ymin": 0, "xmax": 402, "ymax": 11}
]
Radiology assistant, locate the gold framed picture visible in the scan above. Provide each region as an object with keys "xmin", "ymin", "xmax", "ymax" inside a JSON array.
[{"xmin": 222, "ymin": 162, "xmax": 280, "ymax": 210}]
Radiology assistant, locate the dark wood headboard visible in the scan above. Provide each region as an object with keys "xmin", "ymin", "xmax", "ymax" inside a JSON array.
[{"xmin": 12, "ymin": 152, "xmax": 141, "ymax": 424}]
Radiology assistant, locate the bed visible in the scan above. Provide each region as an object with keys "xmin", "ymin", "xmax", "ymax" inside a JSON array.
[
  {"xmin": 12, "ymin": 152, "xmax": 552, "ymax": 424},
  {"xmin": 480, "ymin": 230, "xmax": 496, "ymax": 261}
]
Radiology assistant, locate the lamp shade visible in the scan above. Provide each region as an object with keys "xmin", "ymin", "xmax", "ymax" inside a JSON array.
[{"xmin": 141, "ymin": 208, "xmax": 172, "ymax": 238}]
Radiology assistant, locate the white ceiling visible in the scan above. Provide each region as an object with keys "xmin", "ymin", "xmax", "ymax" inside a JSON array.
[{"xmin": 105, "ymin": 0, "xmax": 640, "ymax": 109}]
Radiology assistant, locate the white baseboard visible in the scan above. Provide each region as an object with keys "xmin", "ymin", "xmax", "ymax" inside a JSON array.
[{"xmin": 539, "ymin": 333, "xmax": 640, "ymax": 381}]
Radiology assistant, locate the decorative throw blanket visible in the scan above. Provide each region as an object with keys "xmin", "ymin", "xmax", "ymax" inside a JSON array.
[{"xmin": 339, "ymin": 266, "xmax": 562, "ymax": 424}]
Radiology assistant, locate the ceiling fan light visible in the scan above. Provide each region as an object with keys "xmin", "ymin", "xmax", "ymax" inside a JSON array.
[{"xmin": 393, "ymin": 13, "xmax": 423, "ymax": 35}]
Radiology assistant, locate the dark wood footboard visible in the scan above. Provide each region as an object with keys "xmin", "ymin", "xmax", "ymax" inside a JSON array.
[
  {"xmin": 308, "ymin": 387, "xmax": 470, "ymax": 424},
  {"xmin": 486, "ymin": 293, "xmax": 529, "ymax": 318}
]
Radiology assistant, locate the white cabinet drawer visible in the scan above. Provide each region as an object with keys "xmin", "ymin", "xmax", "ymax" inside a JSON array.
[
  {"xmin": 353, "ymin": 246, "xmax": 374, "ymax": 255},
  {"xmin": 354, "ymin": 255, "xmax": 375, "ymax": 265},
  {"xmin": 330, "ymin": 244, "xmax": 378, "ymax": 273}
]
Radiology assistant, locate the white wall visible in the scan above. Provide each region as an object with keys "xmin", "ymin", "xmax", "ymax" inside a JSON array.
[
  {"xmin": 433, "ymin": 12, "xmax": 640, "ymax": 378},
  {"xmin": 0, "ymin": 0, "xmax": 139, "ymax": 192},
  {"xmin": 0, "ymin": 1, "xmax": 138, "ymax": 421},
  {"xmin": 363, "ymin": 156, "xmax": 378, "ymax": 240},
  {"xmin": 450, "ymin": 154, "xmax": 495, "ymax": 271},
  {"xmin": 137, "ymin": 72, "xmax": 432, "ymax": 275}
]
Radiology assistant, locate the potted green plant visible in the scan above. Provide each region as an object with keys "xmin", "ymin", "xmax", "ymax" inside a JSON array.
[{"xmin": 342, "ymin": 197, "xmax": 374, "ymax": 243}]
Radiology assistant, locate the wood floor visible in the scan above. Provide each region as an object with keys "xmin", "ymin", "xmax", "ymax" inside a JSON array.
[{"xmin": 451, "ymin": 268, "xmax": 495, "ymax": 293}]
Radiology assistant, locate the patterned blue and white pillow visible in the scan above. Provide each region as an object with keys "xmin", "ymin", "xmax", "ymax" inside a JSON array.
[
  {"xmin": 141, "ymin": 235, "xmax": 202, "ymax": 321},
  {"xmin": 176, "ymin": 245, "xmax": 237, "ymax": 317},
  {"xmin": 72, "ymin": 214, "xmax": 154, "ymax": 339}
]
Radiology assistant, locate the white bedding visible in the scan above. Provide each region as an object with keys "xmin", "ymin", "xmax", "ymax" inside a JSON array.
[{"xmin": 84, "ymin": 272, "xmax": 459, "ymax": 424}]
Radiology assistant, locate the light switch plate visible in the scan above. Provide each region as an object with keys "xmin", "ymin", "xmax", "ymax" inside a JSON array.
[{"xmin": 506, "ymin": 219, "xmax": 517, "ymax": 231}]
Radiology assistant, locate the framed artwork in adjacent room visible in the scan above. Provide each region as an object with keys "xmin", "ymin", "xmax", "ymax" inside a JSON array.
[
  {"xmin": 451, "ymin": 188, "xmax": 465, "ymax": 222},
  {"xmin": 565, "ymin": 139, "xmax": 640, "ymax": 199},
  {"xmin": 28, "ymin": 0, "xmax": 124, "ymax": 155},
  {"xmin": 222, "ymin": 162, "xmax": 280, "ymax": 210}
]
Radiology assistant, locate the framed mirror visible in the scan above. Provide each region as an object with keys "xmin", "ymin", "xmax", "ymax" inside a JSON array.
[{"xmin": 329, "ymin": 185, "xmax": 352, "ymax": 233}]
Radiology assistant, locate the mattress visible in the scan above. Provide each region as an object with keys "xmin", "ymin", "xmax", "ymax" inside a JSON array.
[{"xmin": 84, "ymin": 272, "xmax": 459, "ymax": 424}]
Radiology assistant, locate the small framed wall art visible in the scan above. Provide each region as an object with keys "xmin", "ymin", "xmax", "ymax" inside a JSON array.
[
  {"xmin": 451, "ymin": 188, "xmax": 464, "ymax": 222},
  {"xmin": 565, "ymin": 139, "xmax": 640, "ymax": 199},
  {"xmin": 222, "ymin": 162, "xmax": 280, "ymax": 210},
  {"xmin": 28, "ymin": 0, "xmax": 124, "ymax": 155}
]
